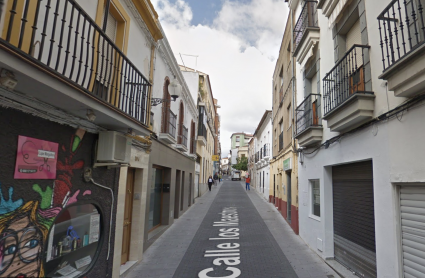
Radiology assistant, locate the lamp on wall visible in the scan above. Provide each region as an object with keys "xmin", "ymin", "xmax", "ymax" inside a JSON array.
[{"xmin": 151, "ymin": 77, "xmax": 182, "ymax": 106}]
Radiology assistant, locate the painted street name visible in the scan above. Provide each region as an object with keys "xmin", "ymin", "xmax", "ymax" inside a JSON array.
[{"xmin": 198, "ymin": 207, "xmax": 241, "ymax": 278}]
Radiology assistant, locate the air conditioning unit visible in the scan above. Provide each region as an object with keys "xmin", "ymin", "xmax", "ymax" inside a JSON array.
[{"xmin": 96, "ymin": 131, "xmax": 131, "ymax": 164}]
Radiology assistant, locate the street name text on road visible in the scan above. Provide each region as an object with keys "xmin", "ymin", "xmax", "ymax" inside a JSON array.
[{"xmin": 198, "ymin": 207, "xmax": 241, "ymax": 278}]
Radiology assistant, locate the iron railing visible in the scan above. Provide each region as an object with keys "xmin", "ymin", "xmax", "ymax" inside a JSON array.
[
  {"xmin": 323, "ymin": 45, "xmax": 371, "ymax": 115},
  {"xmin": 180, "ymin": 125, "xmax": 188, "ymax": 146},
  {"xmin": 168, "ymin": 109, "xmax": 177, "ymax": 138},
  {"xmin": 263, "ymin": 143, "xmax": 270, "ymax": 158},
  {"xmin": 279, "ymin": 132, "xmax": 283, "ymax": 151},
  {"xmin": 1, "ymin": 0, "xmax": 151, "ymax": 125},
  {"xmin": 294, "ymin": 1, "xmax": 319, "ymax": 52},
  {"xmin": 198, "ymin": 123, "xmax": 207, "ymax": 139},
  {"xmin": 190, "ymin": 136, "xmax": 196, "ymax": 154},
  {"xmin": 296, "ymin": 94, "xmax": 322, "ymax": 135},
  {"xmin": 378, "ymin": 0, "xmax": 425, "ymax": 71}
]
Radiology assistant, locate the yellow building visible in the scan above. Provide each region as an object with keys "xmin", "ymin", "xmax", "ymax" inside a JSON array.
[
  {"xmin": 269, "ymin": 14, "xmax": 299, "ymax": 234},
  {"xmin": 179, "ymin": 66, "xmax": 218, "ymax": 192}
]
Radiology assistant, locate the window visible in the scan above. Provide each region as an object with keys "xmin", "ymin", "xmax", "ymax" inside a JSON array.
[
  {"xmin": 287, "ymin": 104, "xmax": 292, "ymax": 128},
  {"xmin": 236, "ymin": 136, "xmax": 240, "ymax": 142},
  {"xmin": 44, "ymin": 203, "xmax": 102, "ymax": 277},
  {"xmin": 310, "ymin": 180, "xmax": 320, "ymax": 218}
]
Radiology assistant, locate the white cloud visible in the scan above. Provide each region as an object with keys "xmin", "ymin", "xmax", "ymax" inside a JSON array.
[{"xmin": 152, "ymin": 0, "xmax": 288, "ymax": 157}]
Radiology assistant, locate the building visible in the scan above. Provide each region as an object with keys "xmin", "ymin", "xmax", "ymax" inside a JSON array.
[
  {"xmin": 213, "ymin": 98, "xmax": 221, "ymax": 175},
  {"xmin": 269, "ymin": 12, "xmax": 299, "ymax": 235},
  {"xmin": 289, "ymin": 0, "xmax": 425, "ymax": 276},
  {"xmin": 0, "ymin": 0, "xmax": 162, "ymax": 277},
  {"xmin": 229, "ymin": 132, "xmax": 253, "ymax": 175},
  {"xmin": 248, "ymin": 138, "xmax": 256, "ymax": 186},
  {"xmin": 237, "ymin": 144, "xmax": 248, "ymax": 178},
  {"xmin": 221, "ymin": 157, "xmax": 229, "ymax": 175},
  {"xmin": 180, "ymin": 66, "xmax": 218, "ymax": 196},
  {"xmin": 253, "ymin": 111, "xmax": 273, "ymax": 201},
  {"xmin": 145, "ymin": 20, "xmax": 198, "ymax": 253}
]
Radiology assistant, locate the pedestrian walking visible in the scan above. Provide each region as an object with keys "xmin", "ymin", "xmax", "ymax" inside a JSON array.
[
  {"xmin": 213, "ymin": 173, "xmax": 218, "ymax": 186},
  {"xmin": 208, "ymin": 176, "xmax": 214, "ymax": 191},
  {"xmin": 219, "ymin": 173, "xmax": 222, "ymax": 182},
  {"xmin": 245, "ymin": 176, "xmax": 251, "ymax": 190}
]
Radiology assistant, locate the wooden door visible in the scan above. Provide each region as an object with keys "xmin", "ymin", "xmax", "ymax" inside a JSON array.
[
  {"xmin": 121, "ymin": 168, "xmax": 135, "ymax": 264},
  {"xmin": 312, "ymin": 100, "xmax": 318, "ymax": 125},
  {"xmin": 349, "ymin": 66, "xmax": 365, "ymax": 94}
]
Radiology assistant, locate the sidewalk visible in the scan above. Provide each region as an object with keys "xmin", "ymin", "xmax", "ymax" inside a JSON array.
[
  {"xmin": 247, "ymin": 182, "xmax": 357, "ymax": 278},
  {"xmin": 121, "ymin": 182, "xmax": 222, "ymax": 278}
]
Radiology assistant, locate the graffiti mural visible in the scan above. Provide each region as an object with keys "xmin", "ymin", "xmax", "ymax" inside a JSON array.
[{"xmin": 0, "ymin": 128, "xmax": 93, "ymax": 277}]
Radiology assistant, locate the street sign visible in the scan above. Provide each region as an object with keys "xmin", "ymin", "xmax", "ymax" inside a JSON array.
[
  {"xmin": 283, "ymin": 157, "xmax": 292, "ymax": 171},
  {"xmin": 212, "ymin": 155, "xmax": 220, "ymax": 161}
]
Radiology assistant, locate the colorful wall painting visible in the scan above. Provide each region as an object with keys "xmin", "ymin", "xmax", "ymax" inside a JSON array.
[{"xmin": 14, "ymin": 136, "xmax": 59, "ymax": 179}]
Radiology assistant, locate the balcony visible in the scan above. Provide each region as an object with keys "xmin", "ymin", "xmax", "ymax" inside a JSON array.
[
  {"xmin": 158, "ymin": 109, "xmax": 176, "ymax": 144},
  {"xmin": 322, "ymin": 45, "xmax": 375, "ymax": 133},
  {"xmin": 293, "ymin": 1, "xmax": 320, "ymax": 64},
  {"xmin": 295, "ymin": 94, "xmax": 323, "ymax": 147},
  {"xmin": 378, "ymin": 0, "xmax": 425, "ymax": 97},
  {"xmin": 197, "ymin": 123, "xmax": 207, "ymax": 147},
  {"xmin": 0, "ymin": 0, "xmax": 151, "ymax": 135},
  {"xmin": 262, "ymin": 144, "xmax": 271, "ymax": 161},
  {"xmin": 175, "ymin": 125, "xmax": 188, "ymax": 152},
  {"xmin": 279, "ymin": 132, "xmax": 283, "ymax": 152}
]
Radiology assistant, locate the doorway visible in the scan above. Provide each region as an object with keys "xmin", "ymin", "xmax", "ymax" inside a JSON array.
[
  {"xmin": 287, "ymin": 171, "xmax": 292, "ymax": 222},
  {"xmin": 181, "ymin": 172, "xmax": 185, "ymax": 211},
  {"xmin": 273, "ymin": 174, "xmax": 276, "ymax": 204},
  {"xmin": 148, "ymin": 167, "xmax": 163, "ymax": 231},
  {"xmin": 121, "ymin": 168, "xmax": 135, "ymax": 264},
  {"xmin": 174, "ymin": 170, "xmax": 181, "ymax": 219},
  {"xmin": 188, "ymin": 173, "xmax": 192, "ymax": 206}
]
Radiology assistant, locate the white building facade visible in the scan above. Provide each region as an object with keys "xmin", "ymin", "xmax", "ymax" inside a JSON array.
[
  {"xmin": 254, "ymin": 111, "xmax": 273, "ymax": 200},
  {"xmin": 290, "ymin": 0, "xmax": 425, "ymax": 277}
]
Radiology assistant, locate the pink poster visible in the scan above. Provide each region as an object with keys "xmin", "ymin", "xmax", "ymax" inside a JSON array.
[{"xmin": 14, "ymin": 136, "xmax": 59, "ymax": 179}]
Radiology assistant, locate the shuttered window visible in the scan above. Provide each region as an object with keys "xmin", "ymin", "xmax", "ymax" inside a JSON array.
[
  {"xmin": 333, "ymin": 161, "xmax": 377, "ymax": 278},
  {"xmin": 346, "ymin": 19, "xmax": 361, "ymax": 50},
  {"xmin": 400, "ymin": 186, "xmax": 425, "ymax": 278}
]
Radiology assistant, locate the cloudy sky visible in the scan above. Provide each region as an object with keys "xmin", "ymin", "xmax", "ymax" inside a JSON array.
[{"xmin": 151, "ymin": 0, "xmax": 289, "ymax": 157}]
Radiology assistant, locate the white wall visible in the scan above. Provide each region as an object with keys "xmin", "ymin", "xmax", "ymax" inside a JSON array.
[
  {"xmin": 296, "ymin": 0, "xmax": 424, "ymax": 276},
  {"xmin": 182, "ymin": 71, "xmax": 199, "ymax": 104}
]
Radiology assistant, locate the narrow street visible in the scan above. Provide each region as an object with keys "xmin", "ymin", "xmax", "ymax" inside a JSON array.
[{"xmin": 123, "ymin": 177, "xmax": 341, "ymax": 278}]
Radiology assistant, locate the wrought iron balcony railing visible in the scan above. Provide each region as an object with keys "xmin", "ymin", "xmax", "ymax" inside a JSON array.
[
  {"xmin": 263, "ymin": 143, "xmax": 270, "ymax": 158},
  {"xmin": 294, "ymin": 1, "xmax": 319, "ymax": 52},
  {"xmin": 296, "ymin": 94, "xmax": 322, "ymax": 135},
  {"xmin": 198, "ymin": 122, "xmax": 207, "ymax": 139},
  {"xmin": 1, "ymin": 0, "xmax": 151, "ymax": 126},
  {"xmin": 179, "ymin": 125, "xmax": 188, "ymax": 146},
  {"xmin": 323, "ymin": 45, "xmax": 372, "ymax": 115},
  {"xmin": 378, "ymin": 0, "xmax": 425, "ymax": 71},
  {"xmin": 168, "ymin": 109, "xmax": 177, "ymax": 138},
  {"xmin": 279, "ymin": 132, "xmax": 283, "ymax": 151}
]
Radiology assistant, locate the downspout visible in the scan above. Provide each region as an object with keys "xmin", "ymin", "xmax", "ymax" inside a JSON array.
[
  {"xmin": 291, "ymin": 9, "xmax": 296, "ymax": 151},
  {"xmin": 102, "ymin": 0, "xmax": 112, "ymax": 32}
]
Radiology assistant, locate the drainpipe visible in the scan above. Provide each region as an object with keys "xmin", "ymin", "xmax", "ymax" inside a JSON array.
[
  {"xmin": 291, "ymin": 9, "xmax": 296, "ymax": 151},
  {"xmin": 102, "ymin": 0, "xmax": 112, "ymax": 32}
]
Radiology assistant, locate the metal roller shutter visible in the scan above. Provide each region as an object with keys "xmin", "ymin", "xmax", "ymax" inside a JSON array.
[
  {"xmin": 400, "ymin": 186, "xmax": 425, "ymax": 278},
  {"xmin": 333, "ymin": 160, "xmax": 377, "ymax": 278}
]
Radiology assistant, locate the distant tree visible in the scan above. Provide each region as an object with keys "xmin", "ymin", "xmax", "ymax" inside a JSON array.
[{"xmin": 233, "ymin": 156, "xmax": 248, "ymax": 172}]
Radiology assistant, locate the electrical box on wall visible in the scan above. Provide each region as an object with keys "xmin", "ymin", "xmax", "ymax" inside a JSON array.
[{"xmin": 96, "ymin": 131, "xmax": 131, "ymax": 164}]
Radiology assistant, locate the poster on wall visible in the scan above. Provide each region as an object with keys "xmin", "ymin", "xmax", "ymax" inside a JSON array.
[{"xmin": 14, "ymin": 135, "xmax": 59, "ymax": 179}]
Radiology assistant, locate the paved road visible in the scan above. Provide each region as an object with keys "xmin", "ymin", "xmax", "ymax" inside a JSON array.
[{"xmin": 123, "ymin": 178, "xmax": 341, "ymax": 278}]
